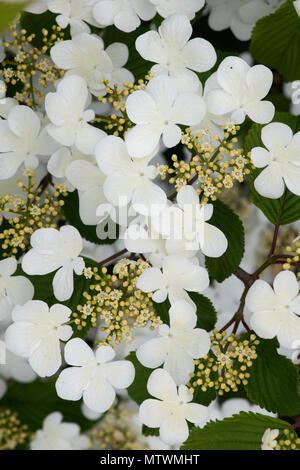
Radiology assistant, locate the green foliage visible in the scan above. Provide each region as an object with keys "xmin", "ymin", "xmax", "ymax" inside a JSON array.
[
  {"xmin": 0, "ymin": 378, "xmax": 95, "ymax": 433},
  {"xmin": 205, "ymin": 200, "xmax": 245, "ymax": 282},
  {"xmin": 15, "ymin": 256, "xmax": 99, "ymax": 338},
  {"xmin": 61, "ymin": 190, "xmax": 117, "ymax": 245},
  {"xmin": 0, "ymin": 1, "xmax": 27, "ymax": 32},
  {"xmin": 245, "ymin": 338, "xmax": 300, "ymax": 416},
  {"xmin": 126, "ymin": 352, "xmax": 152, "ymax": 405},
  {"xmin": 181, "ymin": 412, "xmax": 294, "ymax": 450},
  {"xmin": 244, "ymin": 112, "xmax": 300, "ymax": 225},
  {"xmin": 250, "ymin": 0, "xmax": 300, "ymax": 82},
  {"xmin": 20, "ymin": 10, "xmax": 61, "ymax": 47}
]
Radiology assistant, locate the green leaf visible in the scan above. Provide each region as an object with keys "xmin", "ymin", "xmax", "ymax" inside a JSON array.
[
  {"xmin": 102, "ymin": 23, "xmax": 153, "ymax": 81},
  {"xmin": 205, "ymin": 200, "xmax": 245, "ymax": 282},
  {"xmin": 142, "ymin": 425, "xmax": 159, "ymax": 437},
  {"xmin": 0, "ymin": 2, "xmax": 27, "ymax": 32},
  {"xmin": 245, "ymin": 338, "xmax": 300, "ymax": 416},
  {"xmin": 16, "ymin": 256, "xmax": 99, "ymax": 338},
  {"xmin": 188, "ymin": 293, "xmax": 217, "ymax": 332},
  {"xmin": 20, "ymin": 10, "xmax": 60, "ymax": 47},
  {"xmin": 181, "ymin": 411, "xmax": 294, "ymax": 450},
  {"xmin": 61, "ymin": 190, "xmax": 117, "ymax": 245},
  {"xmin": 126, "ymin": 352, "xmax": 153, "ymax": 405},
  {"xmin": 250, "ymin": 0, "xmax": 300, "ymax": 82},
  {"xmin": 0, "ymin": 378, "xmax": 95, "ymax": 433},
  {"xmin": 152, "ymin": 294, "xmax": 216, "ymax": 332},
  {"xmin": 244, "ymin": 112, "xmax": 300, "ymax": 225}
]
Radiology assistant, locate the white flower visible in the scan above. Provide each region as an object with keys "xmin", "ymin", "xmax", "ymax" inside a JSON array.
[
  {"xmin": 48, "ymin": 0, "xmax": 98, "ymax": 36},
  {"xmin": 95, "ymin": 135, "xmax": 167, "ymax": 215},
  {"xmin": 261, "ymin": 428, "xmax": 279, "ymax": 450},
  {"xmin": 93, "ymin": 0, "xmax": 156, "ymax": 33},
  {"xmin": 0, "ymin": 257, "xmax": 34, "ymax": 322},
  {"xmin": 66, "ymin": 160, "xmax": 107, "ymax": 225},
  {"xmin": 125, "ymin": 75, "xmax": 206, "ymax": 158},
  {"xmin": 56, "ymin": 338, "xmax": 135, "ymax": 413},
  {"xmin": 246, "ymin": 270, "xmax": 300, "ymax": 348},
  {"xmin": 206, "ymin": 56, "xmax": 274, "ymax": 124},
  {"xmin": 22, "ymin": 226, "xmax": 84, "ymax": 302},
  {"xmin": 136, "ymin": 14, "xmax": 216, "ymax": 93},
  {"xmin": 136, "ymin": 254, "xmax": 209, "ymax": 304},
  {"xmin": 0, "ymin": 79, "xmax": 18, "ymax": 119},
  {"xmin": 45, "ymin": 75, "xmax": 106, "ymax": 155},
  {"xmin": 150, "ymin": 0, "xmax": 205, "ymax": 19},
  {"xmin": 0, "ymin": 105, "xmax": 58, "ymax": 180},
  {"xmin": 5, "ymin": 300, "xmax": 73, "ymax": 377},
  {"xmin": 139, "ymin": 368, "xmax": 208, "ymax": 445},
  {"xmin": 30, "ymin": 412, "xmax": 90, "ymax": 450},
  {"xmin": 137, "ymin": 299, "xmax": 210, "ymax": 384},
  {"xmin": 251, "ymin": 122, "xmax": 300, "ymax": 199},
  {"xmin": 50, "ymin": 33, "xmax": 134, "ymax": 96},
  {"xmin": 159, "ymin": 185, "xmax": 228, "ymax": 257}
]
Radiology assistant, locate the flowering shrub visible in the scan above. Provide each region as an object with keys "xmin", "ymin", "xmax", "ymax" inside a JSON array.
[{"xmin": 0, "ymin": 0, "xmax": 300, "ymax": 452}]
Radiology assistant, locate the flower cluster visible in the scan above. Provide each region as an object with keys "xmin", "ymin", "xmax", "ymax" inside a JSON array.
[
  {"xmin": 0, "ymin": 408, "xmax": 31, "ymax": 450},
  {"xmin": 188, "ymin": 331, "xmax": 259, "ymax": 396},
  {"xmin": 0, "ymin": 170, "xmax": 66, "ymax": 258},
  {"xmin": 72, "ymin": 259, "xmax": 162, "ymax": 344}
]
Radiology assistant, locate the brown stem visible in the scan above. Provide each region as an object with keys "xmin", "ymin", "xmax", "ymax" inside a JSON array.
[
  {"xmin": 99, "ymin": 248, "xmax": 128, "ymax": 266},
  {"xmin": 268, "ymin": 223, "xmax": 280, "ymax": 258}
]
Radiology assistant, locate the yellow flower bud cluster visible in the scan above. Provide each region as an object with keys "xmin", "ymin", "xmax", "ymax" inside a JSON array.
[
  {"xmin": 0, "ymin": 409, "xmax": 32, "ymax": 450},
  {"xmin": 0, "ymin": 21, "xmax": 64, "ymax": 108},
  {"xmin": 283, "ymin": 236, "xmax": 300, "ymax": 278},
  {"xmin": 275, "ymin": 429, "xmax": 300, "ymax": 450},
  {"xmin": 157, "ymin": 123, "xmax": 252, "ymax": 204},
  {"xmin": 188, "ymin": 330, "xmax": 259, "ymax": 396},
  {"xmin": 0, "ymin": 170, "xmax": 67, "ymax": 258},
  {"xmin": 71, "ymin": 259, "xmax": 162, "ymax": 344},
  {"xmin": 89, "ymin": 403, "xmax": 148, "ymax": 450}
]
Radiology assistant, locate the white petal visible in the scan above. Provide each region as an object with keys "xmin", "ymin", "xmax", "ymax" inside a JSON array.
[
  {"xmin": 182, "ymin": 38, "xmax": 217, "ymax": 73},
  {"xmin": 66, "ymin": 160, "xmax": 103, "ymax": 191},
  {"xmin": 246, "ymin": 279, "xmax": 277, "ymax": 312},
  {"xmin": 254, "ymin": 164, "xmax": 285, "ymax": 199},
  {"xmin": 137, "ymin": 337, "xmax": 168, "ymax": 368},
  {"xmin": 125, "ymin": 124, "xmax": 161, "ymax": 158},
  {"xmin": 114, "ymin": 9, "xmax": 140, "ymax": 32},
  {"xmin": 273, "ymin": 270, "xmax": 299, "ymax": 303},
  {"xmin": 136, "ymin": 267, "xmax": 163, "ymax": 293},
  {"xmin": 53, "ymin": 264, "xmax": 74, "ymax": 301},
  {"xmin": 160, "ymin": 413, "xmax": 189, "ymax": 445},
  {"xmin": 139, "ymin": 399, "xmax": 169, "ymax": 428},
  {"xmin": 135, "ymin": 31, "xmax": 167, "ymax": 63},
  {"xmin": 162, "ymin": 123, "xmax": 182, "ymax": 148},
  {"xmin": 169, "ymin": 299, "xmax": 197, "ymax": 329},
  {"xmin": 106, "ymin": 42, "xmax": 128, "ymax": 67},
  {"xmin": 261, "ymin": 122, "xmax": 293, "ymax": 151},
  {"xmin": 29, "ymin": 334, "xmax": 61, "ymax": 377},
  {"xmin": 147, "ymin": 368, "xmax": 178, "ymax": 401},
  {"xmin": 8, "ymin": 105, "xmax": 40, "ymax": 141},
  {"xmin": 83, "ymin": 371, "xmax": 116, "ymax": 412},
  {"xmin": 171, "ymin": 93, "xmax": 206, "ymax": 126},
  {"xmin": 246, "ymin": 65, "xmax": 273, "ymax": 101},
  {"xmin": 56, "ymin": 366, "xmax": 92, "ymax": 401},
  {"xmin": 163, "ymin": 343, "xmax": 195, "ymax": 385},
  {"xmin": 159, "ymin": 13, "xmax": 192, "ymax": 49},
  {"xmin": 177, "ymin": 185, "xmax": 199, "ymax": 208},
  {"xmin": 75, "ymin": 123, "xmax": 105, "ymax": 155},
  {"xmin": 250, "ymin": 310, "xmax": 282, "ymax": 339},
  {"xmin": 251, "ymin": 147, "xmax": 271, "ymax": 168},
  {"xmin": 64, "ymin": 338, "xmax": 95, "ymax": 366},
  {"xmin": 0, "ymin": 257, "xmax": 17, "ymax": 276},
  {"xmin": 184, "ymin": 402, "xmax": 208, "ymax": 425},
  {"xmin": 201, "ymin": 222, "xmax": 228, "ymax": 257},
  {"xmin": 126, "ymin": 90, "xmax": 157, "ymax": 124},
  {"xmin": 277, "ymin": 313, "xmax": 300, "ymax": 349},
  {"xmin": 245, "ymin": 100, "xmax": 275, "ymax": 124},
  {"xmin": 104, "ymin": 360, "xmax": 135, "ymax": 389}
]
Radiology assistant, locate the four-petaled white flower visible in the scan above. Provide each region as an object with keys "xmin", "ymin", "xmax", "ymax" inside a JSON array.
[
  {"xmin": 48, "ymin": 0, "xmax": 99, "ymax": 37},
  {"xmin": 206, "ymin": 56, "xmax": 274, "ymax": 124},
  {"xmin": 251, "ymin": 122, "xmax": 300, "ymax": 199},
  {"xmin": 0, "ymin": 257, "xmax": 34, "ymax": 322},
  {"xmin": 136, "ymin": 254, "xmax": 209, "ymax": 304},
  {"xmin": 150, "ymin": 0, "xmax": 205, "ymax": 19},
  {"xmin": 137, "ymin": 299, "xmax": 210, "ymax": 384},
  {"xmin": 93, "ymin": 0, "xmax": 156, "ymax": 32},
  {"xmin": 45, "ymin": 75, "xmax": 105, "ymax": 155},
  {"xmin": 261, "ymin": 428, "xmax": 279, "ymax": 451},
  {"xmin": 0, "ymin": 105, "xmax": 58, "ymax": 180},
  {"xmin": 125, "ymin": 75, "xmax": 206, "ymax": 158},
  {"xmin": 22, "ymin": 226, "xmax": 85, "ymax": 302},
  {"xmin": 50, "ymin": 33, "xmax": 133, "ymax": 96},
  {"xmin": 30, "ymin": 412, "xmax": 90, "ymax": 450},
  {"xmin": 95, "ymin": 135, "xmax": 167, "ymax": 215},
  {"xmin": 66, "ymin": 160, "xmax": 107, "ymax": 225},
  {"xmin": 5, "ymin": 300, "xmax": 73, "ymax": 377},
  {"xmin": 56, "ymin": 338, "xmax": 135, "ymax": 412},
  {"xmin": 139, "ymin": 368, "xmax": 208, "ymax": 445},
  {"xmin": 136, "ymin": 14, "xmax": 216, "ymax": 92},
  {"xmin": 156, "ymin": 185, "xmax": 228, "ymax": 257},
  {"xmin": 246, "ymin": 270, "xmax": 300, "ymax": 348}
]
